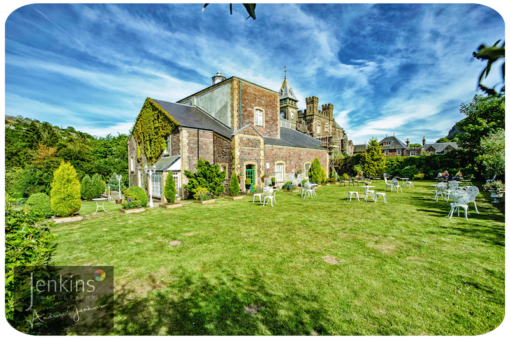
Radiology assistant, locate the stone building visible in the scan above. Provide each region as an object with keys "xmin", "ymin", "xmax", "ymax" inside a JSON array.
[
  {"xmin": 378, "ymin": 135, "xmax": 459, "ymax": 157},
  {"xmin": 278, "ymin": 76, "xmax": 353, "ymax": 172},
  {"xmin": 128, "ymin": 72, "xmax": 329, "ymax": 200}
]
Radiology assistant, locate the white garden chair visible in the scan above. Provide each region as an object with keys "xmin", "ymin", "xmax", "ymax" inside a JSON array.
[
  {"xmin": 384, "ymin": 177, "xmax": 393, "ymax": 191},
  {"xmin": 445, "ymin": 181, "xmax": 459, "ymax": 201},
  {"xmin": 391, "ymin": 178, "xmax": 402, "ymax": 193},
  {"xmin": 466, "ymin": 186, "xmax": 480, "ymax": 214},
  {"xmin": 252, "ymin": 191, "xmax": 263, "ymax": 204},
  {"xmin": 448, "ymin": 189, "xmax": 470, "ymax": 220},
  {"xmin": 303, "ymin": 182, "xmax": 317, "ymax": 199},
  {"xmin": 262, "ymin": 187, "xmax": 277, "ymax": 207},
  {"xmin": 434, "ymin": 182, "xmax": 448, "ymax": 201}
]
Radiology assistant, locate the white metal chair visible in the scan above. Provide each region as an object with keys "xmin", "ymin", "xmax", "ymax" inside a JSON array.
[
  {"xmin": 384, "ymin": 177, "xmax": 393, "ymax": 191},
  {"xmin": 391, "ymin": 178, "xmax": 402, "ymax": 193},
  {"xmin": 252, "ymin": 192, "xmax": 263, "ymax": 204},
  {"xmin": 448, "ymin": 189, "xmax": 470, "ymax": 220},
  {"xmin": 445, "ymin": 181, "xmax": 459, "ymax": 200},
  {"xmin": 262, "ymin": 187, "xmax": 277, "ymax": 207},
  {"xmin": 405, "ymin": 180, "xmax": 414, "ymax": 188},
  {"xmin": 303, "ymin": 182, "xmax": 317, "ymax": 199},
  {"xmin": 375, "ymin": 192, "xmax": 387, "ymax": 203},
  {"xmin": 434, "ymin": 182, "xmax": 448, "ymax": 201},
  {"xmin": 466, "ymin": 186, "xmax": 480, "ymax": 214},
  {"xmin": 348, "ymin": 191, "xmax": 360, "ymax": 201}
]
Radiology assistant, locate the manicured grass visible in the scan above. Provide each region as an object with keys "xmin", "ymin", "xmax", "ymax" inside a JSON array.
[
  {"xmin": 51, "ymin": 180, "xmax": 504, "ymax": 335},
  {"xmin": 79, "ymin": 200, "xmax": 121, "ymax": 216}
]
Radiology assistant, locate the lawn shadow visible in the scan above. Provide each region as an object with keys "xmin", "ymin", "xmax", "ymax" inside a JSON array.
[{"xmin": 113, "ymin": 269, "xmax": 331, "ymax": 335}]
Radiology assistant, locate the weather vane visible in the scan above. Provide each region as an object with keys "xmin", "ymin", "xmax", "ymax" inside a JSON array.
[{"xmin": 284, "ymin": 66, "xmax": 287, "ymax": 77}]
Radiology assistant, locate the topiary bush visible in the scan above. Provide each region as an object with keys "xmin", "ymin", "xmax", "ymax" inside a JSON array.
[
  {"xmin": 26, "ymin": 193, "xmax": 52, "ymax": 217},
  {"xmin": 164, "ymin": 172, "xmax": 177, "ymax": 203},
  {"xmin": 321, "ymin": 167, "xmax": 327, "ymax": 184},
  {"xmin": 309, "ymin": 158, "xmax": 323, "ymax": 184},
  {"xmin": 229, "ymin": 173, "xmax": 240, "ymax": 196},
  {"xmin": 80, "ymin": 175, "xmax": 94, "ymax": 200},
  {"xmin": 50, "ymin": 162, "xmax": 81, "ymax": 217},
  {"xmin": 127, "ymin": 186, "xmax": 148, "ymax": 207}
]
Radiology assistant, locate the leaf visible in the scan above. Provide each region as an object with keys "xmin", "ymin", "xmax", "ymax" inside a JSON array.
[
  {"xmin": 243, "ymin": 3, "xmax": 257, "ymax": 20},
  {"xmin": 230, "ymin": 3, "xmax": 232, "ymax": 15},
  {"xmin": 202, "ymin": 3, "xmax": 209, "ymax": 12}
]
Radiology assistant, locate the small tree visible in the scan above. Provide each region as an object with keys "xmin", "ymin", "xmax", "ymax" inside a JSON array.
[
  {"xmin": 308, "ymin": 158, "xmax": 322, "ymax": 184},
  {"xmin": 361, "ymin": 138, "xmax": 386, "ymax": 177},
  {"xmin": 184, "ymin": 158, "xmax": 226, "ymax": 196},
  {"xmin": 51, "ymin": 162, "xmax": 81, "ymax": 217},
  {"xmin": 321, "ymin": 167, "xmax": 327, "ymax": 183},
  {"xmin": 476, "ymin": 128, "xmax": 505, "ymax": 176},
  {"xmin": 164, "ymin": 172, "xmax": 177, "ymax": 203},
  {"xmin": 229, "ymin": 173, "xmax": 240, "ymax": 196},
  {"xmin": 91, "ymin": 174, "xmax": 105, "ymax": 199},
  {"xmin": 80, "ymin": 175, "xmax": 93, "ymax": 200}
]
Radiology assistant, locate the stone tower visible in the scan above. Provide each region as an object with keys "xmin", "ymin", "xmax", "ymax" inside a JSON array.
[{"xmin": 279, "ymin": 76, "xmax": 299, "ymax": 128}]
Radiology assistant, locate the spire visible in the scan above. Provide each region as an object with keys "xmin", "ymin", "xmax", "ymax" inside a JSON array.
[{"xmin": 280, "ymin": 76, "xmax": 298, "ymax": 101}]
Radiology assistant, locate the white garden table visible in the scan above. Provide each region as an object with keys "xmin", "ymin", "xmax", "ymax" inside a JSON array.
[
  {"xmin": 92, "ymin": 198, "xmax": 108, "ymax": 214},
  {"xmin": 360, "ymin": 185, "xmax": 375, "ymax": 201}
]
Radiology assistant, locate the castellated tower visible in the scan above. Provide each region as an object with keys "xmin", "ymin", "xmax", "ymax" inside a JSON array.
[
  {"xmin": 322, "ymin": 104, "xmax": 334, "ymax": 119},
  {"xmin": 306, "ymin": 97, "xmax": 319, "ymax": 117}
]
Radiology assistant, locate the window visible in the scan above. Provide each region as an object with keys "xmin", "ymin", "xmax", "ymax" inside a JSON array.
[
  {"xmin": 410, "ymin": 151, "xmax": 416, "ymax": 156},
  {"xmin": 218, "ymin": 162, "xmax": 228, "ymax": 178},
  {"xmin": 255, "ymin": 109, "xmax": 264, "ymax": 126},
  {"xmin": 317, "ymin": 122, "xmax": 321, "ymax": 134},
  {"xmin": 384, "ymin": 150, "xmax": 389, "ymax": 156},
  {"xmin": 276, "ymin": 162, "xmax": 284, "ymax": 182},
  {"xmin": 173, "ymin": 172, "xmax": 180, "ymax": 198},
  {"xmin": 325, "ymin": 123, "xmax": 329, "ymax": 132},
  {"xmin": 304, "ymin": 163, "xmax": 311, "ymax": 179},
  {"xmin": 152, "ymin": 173, "xmax": 162, "ymax": 197},
  {"xmin": 130, "ymin": 157, "xmax": 134, "ymax": 172},
  {"xmin": 138, "ymin": 170, "xmax": 142, "ymax": 187},
  {"xmin": 397, "ymin": 149, "xmax": 401, "ymax": 155},
  {"xmin": 165, "ymin": 136, "xmax": 171, "ymax": 154}
]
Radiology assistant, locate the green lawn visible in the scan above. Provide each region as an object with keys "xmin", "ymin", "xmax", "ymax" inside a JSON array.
[{"xmin": 51, "ymin": 180, "xmax": 505, "ymax": 335}]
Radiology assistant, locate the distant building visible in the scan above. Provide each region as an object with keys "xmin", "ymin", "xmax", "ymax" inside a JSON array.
[
  {"xmin": 378, "ymin": 135, "xmax": 459, "ymax": 157},
  {"xmin": 423, "ymin": 142, "xmax": 459, "ymax": 155},
  {"xmin": 353, "ymin": 144, "xmax": 367, "ymax": 154}
]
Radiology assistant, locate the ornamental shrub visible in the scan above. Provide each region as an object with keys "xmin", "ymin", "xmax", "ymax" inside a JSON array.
[
  {"xmin": 308, "ymin": 158, "xmax": 323, "ymax": 185},
  {"xmin": 184, "ymin": 158, "xmax": 226, "ymax": 196},
  {"xmin": 245, "ymin": 178, "xmax": 252, "ymax": 185},
  {"xmin": 26, "ymin": 193, "xmax": 52, "ymax": 217},
  {"xmin": 321, "ymin": 167, "xmax": 327, "ymax": 183},
  {"xmin": 361, "ymin": 138, "xmax": 386, "ymax": 176},
  {"xmin": 127, "ymin": 186, "xmax": 148, "ymax": 207},
  {"xmin": 164, "ymin": 173, "xmax": 177, "ymax": 203},
  {"xmin": 193, "ymin": 187, "xmax": 210, "ymax": 200},
  {"xmin": 91, "ymin": 174, "xmax": 105, "ymax": 199},
  {"xmin": 343, "ymin": 173, "xmax": 349, "ymax": 180},
  {"xmin": 50, "ymin": 162, "xmax": 81, "ymax": 217},
  {"xmin": 229, "ymin": 173, "xmax": 240, "ymax": 196},
  {"xmin": 413, "ymin": 173, "xmax": 425, "ymax": 180},
  {"xmin": 282, "ymin": 181, "xmax": 293, "ymax": 189},
  {"xmin": 5, "ymin": 194, "xmax": 58, "ymax": 334},
  {"xmin": 80, "ymin": 175, "xmax": 93, "ymax": 200},
  {"xmin": 401, "ymin": 165, "xmax": 419, "ymax": 179}
]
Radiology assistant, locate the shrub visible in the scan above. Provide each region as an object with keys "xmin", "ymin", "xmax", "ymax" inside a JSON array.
[
  {"xmin": 193, "ymin": 187, "xmax": 212, "ymax": 201},
  {"xmin": 321, "ymin": 167, "xmax": 327, "ymax": 184},
  {"xmin": 343, "ymin": 173, "xmax": 349, "ymax": 180},
  {"xmin": 413, "ymin": 173, "xmax": 425, "ymax": 180},
  {"xmin": 164, "ymin": 173, "xmax": 177, "ymax": 203},
  {"xmin": 285, "ymin": 184, "xmax": 296, "ymax": 191},
  {"xmin": 107, "ymin": 172, "xmax": 125, "ymax": 192},
  {"xmin": 271, "ymin": 177, "xmax": 276, "ymax": 186},
  {"xmin": 26, "ymin": 193, "xmax": 52, "ymax": 217},
  {"xmin": 121, "ymin": 188, "xmax": 142, "ymax": 209},
  {"xmin": 353, "ymin": 165, "xmax": 362, "ymax": 176},
  {"xmin": 245, "ymin": 178, "xmax": 252, "ymax": 185},
  {"xmin": 401, "ymin": 165, "xmax": 419, "ymax": 179},
  {"xmin": 229, "ymin": 174, "xmax": 240, "ymax": 196},
  {"xmin": 361, "ymin": 138, "xmax": 386, "ymax": 176},
  {"xmin": 127, "ymin": 186, "xmax": 148, "ymax": 207},
  {"xmin": 5, "ymin": 194, "xmax": 58, "ymax": 334},
  {"xmin": 282, "ymin": 181, "xmax": 293, "ymax": 189},
  {"xmin": 91, "ymin": 174, "xmax": 105, "ymax": 199},
  {"xmin": 300, "ymin": 179, "xmax": 308, "ymax": 187},
  {"xmin": 184, "ymin": 158, "xmax": 226, "ymax": 196},
  {"xmin": 251, "ymin": 185, "xmax": 262, "ymax": 193},
  {"xmin": 329, "ymin": 178, "xmax": 337, "ymax": 183},
  {"xmin": 309, "ymin": 158, "xmax": 323, "ymax": 184},
  {"xmin": 80, "ymin": 175, "xmax": 93, "ymax": 200},
  {"xmin": 50, "ymin": 162, "xmax": 81, "ymax": 217}
]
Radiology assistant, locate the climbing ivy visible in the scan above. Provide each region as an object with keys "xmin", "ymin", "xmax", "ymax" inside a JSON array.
[{"xmin": 133, "ymin": 98, "xmax": 180, "ymax": 164}]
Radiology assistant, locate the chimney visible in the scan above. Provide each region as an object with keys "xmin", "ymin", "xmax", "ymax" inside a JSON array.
[
  {"xmin": 422, "ymin": 136, "xmax": 426, "ymax": 147},
  {"xmin": 406, "ymin": 138, "xmax": 409, "ymax": 147},
  {"xmin": 211, "ymin": 71, "xmax": 226, "ymax": 85}
]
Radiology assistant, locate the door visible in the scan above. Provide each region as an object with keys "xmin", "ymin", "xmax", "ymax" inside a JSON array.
[{"xmin": 246, "ymin": 169, "xmax": 255, "ymax": 190}]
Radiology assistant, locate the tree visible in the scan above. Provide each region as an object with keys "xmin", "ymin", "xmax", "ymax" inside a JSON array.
[
  {"xmin": 50, "ymin": 162, "xmax": 81, "ymax": 217},
  {"xmin": 164, "ymin": 173, "xmax": 177, "ymax": 203},
  {"xmin": 202, "ymin": 3, "xmax": 256, "ymax": 20},
  {"xmin": 91, "ymin": 174, "xmax": 105, "ymax": 199},
  {"xmin": 308, "ymin": 158, "xmax": 322, "ymax": 184},
  {"xmin": 457, "ymin": 94, "xmax": 505, "ymax": 152},
  {"xmin": 321, "ymin": 167, "xmax": 327, "ymax": 183},
  {"xmin": 409, "ymin": 143, "xmax": 422, "ymax": 147},
  {"xmin": 80, "ymin": 175, "xmax": 93, "ymax": 200},
  {"xmin": 476, "ymin": 129, "xmax": 505, "ymax": 176},
  {"xmin": 473, "ymin": 40, "xmax": 505, "ymax": 97},
  {"xmin": 229, "ymin": 173, "xmax": 240, "ymax": 196},
  {"xmin": 184, "ymin": 158, "xmax": 226, "ymax": 196},
  {"xmin": 360, "ymin": 138, "xmax": 386, "ymax": 176}
]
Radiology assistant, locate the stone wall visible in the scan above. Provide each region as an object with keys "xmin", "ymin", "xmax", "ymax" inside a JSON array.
[
  {"xmin": 213, "ymin": 134, "xmax": 233, "ymax": 191},
  {"xmin": 239, "ymin": 80, "xmax": 280, "ymax": 138},
  {"xmin": 170, "ymin": 128, "xmax": 180, "ymax": 156},
  {"xmin": 264, "ymin": 145, "xmax": 329, "ymax": 185}
]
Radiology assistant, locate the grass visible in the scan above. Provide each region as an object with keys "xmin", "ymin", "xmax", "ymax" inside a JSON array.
[
  {"xmin": 79, "ymin": 200, "xmax": 121, "ymax": 216},
  {"xmin": 51, "ymin": 180, "xmax": 505, "ymax": 335}
]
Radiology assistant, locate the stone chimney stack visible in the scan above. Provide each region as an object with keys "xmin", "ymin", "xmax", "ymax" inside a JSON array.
[
  {"xmin": 406, "ymin": 138, "xmax": 409, "ymax": 147},
  {"xmin": 422, "ymin": 136, "xmax": 426, "ymax": 146},
  {"xmin": 212, "ymin": 71, "xmax": 226, "ymax": 85}
]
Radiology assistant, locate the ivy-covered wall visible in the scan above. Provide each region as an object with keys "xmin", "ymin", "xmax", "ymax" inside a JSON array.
[{"xmin": 132, "ymin": 98, "xmax": 180, "ymax": 165}]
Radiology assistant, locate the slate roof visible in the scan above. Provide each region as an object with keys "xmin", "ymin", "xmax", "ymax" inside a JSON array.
[
  {"xmin": 280, "ymin": 77, "xmax": 298, "ymax": 101},
  {"xmin": 379, "ymin": 136, "xmax": 408, "ymax": 150},
  {"xmin": 264, "ymin": 127, "xmax": 324, "ymax": 150},
  {"xmin": 152, "ymin": 99, "xmax": 233, "ymax": 140},
  {"xmin": 153, "ymin": 155, "xmax": 180, "ymax": 172},
  {"xmin": 423, "ymin": 142, "xmax": 459, "ymax": 153}
]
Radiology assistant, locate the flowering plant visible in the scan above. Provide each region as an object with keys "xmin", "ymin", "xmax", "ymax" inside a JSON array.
[
  {"xmin": 482, "ymin": 180, "xmax": 505, "ymax": 193},
  {"xmin": 251, "ymin": 185, "xmax": 263, "ymax": 193},
  {"xmin": 286, "ymin": 184, "xmax": 296, "ymax": 191}
]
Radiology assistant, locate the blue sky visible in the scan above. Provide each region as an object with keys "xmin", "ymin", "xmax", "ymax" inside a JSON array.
[{"xmin": 5, "ymin": 3, "xmax": 505, "ymax": 144}]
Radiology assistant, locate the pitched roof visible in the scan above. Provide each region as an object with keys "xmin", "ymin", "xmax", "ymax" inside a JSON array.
[
  {"xmin": 280, "ymin": 77, "xmax": 298, "ymax": 101},
  {"xmin": 152, "ymin": 99, "xmax": 233, "ymax": 140},
  {"xmin": 264, "ymin": 127, "xmax": 324, "ymax": 150},
  {"xmin": 424, "ymin": 142, "xmax": 459, "ymax": 153},
  {"xmin": 153, "ymin": 155, "xmax": 180, "ymax": 172},
  {"xmin": 379, "ymin": 136, "xmax": 408, "ymax": 150}
]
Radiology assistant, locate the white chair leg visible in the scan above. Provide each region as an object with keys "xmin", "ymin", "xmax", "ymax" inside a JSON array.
[{"xmin": 474, "ymin": 201, "xmax": 479, "ymax": 214}]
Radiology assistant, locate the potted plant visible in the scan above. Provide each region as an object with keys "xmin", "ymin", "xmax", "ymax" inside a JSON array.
[
  {"xmin": 297, "ymin": 170, "xmax": 303, "ymax": 174},
  {"xmin": 483, "ymin": 180, "xmax": 505, "ymax": 203},
  {"xmin": 271, "ymin": 177, "xmax": 276, "ymax": 188},
  {"xmin": 245, "ymin": 178, "xmax": 252, "ymax": 190},
  {"xmin": 263, "ymin": 173, "xmax": 270, "ymax": 178}
]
